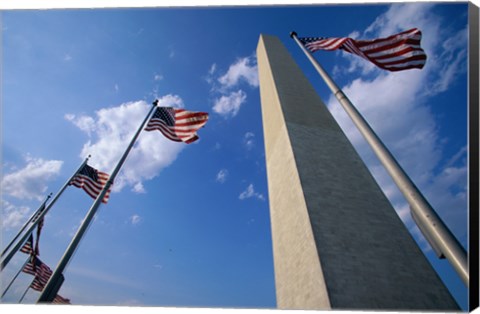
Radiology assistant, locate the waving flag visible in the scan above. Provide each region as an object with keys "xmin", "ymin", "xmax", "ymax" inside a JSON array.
[
  {"xmin": 53, "ymin": 294, "xmax": 71, "ymax": 304},
  {"xmin": 299, "ymin": 28, "xmax": 427, "ymax": 71},
  {"xmin": 69, "ymin": 164, "xmax": 111, "ymax": 203},
  {"xmin": 20, "ymin": 234, "xmax": 34, "ymax": 255},
  {"xmin": 145, "ymin": 106, "xmax": 209, "ymax": 144},
  {"xmin": 22, "ymin": 256, "xmax": 53, "ymax": 291},
  {"xmin": 22, "ymin": 256, "xmax": 50, "ymax": 276}
]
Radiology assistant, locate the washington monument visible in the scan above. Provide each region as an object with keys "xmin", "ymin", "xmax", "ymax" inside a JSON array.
[{"xmin": 257, "ymin": 34, "xmax": 459, "ymax": 310}]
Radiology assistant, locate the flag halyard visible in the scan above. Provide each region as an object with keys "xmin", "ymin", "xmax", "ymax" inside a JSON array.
[{"xmin": 299, "ymin": 28, "xmax": 427, "ymax": 71}]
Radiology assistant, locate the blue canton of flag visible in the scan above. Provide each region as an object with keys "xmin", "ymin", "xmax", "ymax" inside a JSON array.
[{"xmin": 153, "ymin": 107, "xmax": 176, "ymax": 126}]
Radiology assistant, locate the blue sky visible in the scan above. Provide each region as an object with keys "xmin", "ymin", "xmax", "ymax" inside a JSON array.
[{"xmin": 0, "ymin": 1, "xmax": 471, "ymax": 311}]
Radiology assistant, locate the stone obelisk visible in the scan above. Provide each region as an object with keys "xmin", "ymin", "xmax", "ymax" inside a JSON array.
[{"xmin": 257, "ymin": 34, "xmax": 459, "ymax": 311}]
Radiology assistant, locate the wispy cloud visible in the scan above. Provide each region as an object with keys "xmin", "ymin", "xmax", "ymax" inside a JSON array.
[
  {"xmin": 65, "ymin": 114, "xmax": 96, "ymax": 136},
  {"xmin": 154, "ymin": 73, "xmax": 164, "ymax": 81},
  {"xmin": 239, "ymin": 184, "xmax": 265, "ymax": 201},
  {"xmin": 1, "ymin": 156, "xmax": 63, "ymax": 200},
  {"xmin": 65, "ymin": 96, "xmax": 187, "ymax": 193},
  {"xmin": 207, "ymin": 54, "xmax": 258, "ymax": 118},
  {"xmin": 243, "ymin": 132, "xmax": 255, "ymax": 150},
  {"xmin": 132, "ymin": 182, "xmax": 146, "ymax": 194},
  {"xmin": 205, "ymin": 63, "xmax": 217, "ymax": 85},
  {"xmin": 130, "ymin": 214, "xmax": 142, "ymax": 225},
  {"xmin": 213, "ymin": 90, "xmax": 246, "ymax": 118},
  {"xmin": 209, "ymin": 63, "xmax": 217, "ymax": 75},
  {"xmin": 218, "ymin": 56, "xmax": 259, "ymax": 89},
  {"xmin": 168, "ymin": 45, "xmax": 175, "ymax": 58},
  {"xmin": 1, "ymin": 200, "xmax": 30, "ymax": 229},
  {"xmin": 215, "ymin": 169, "xmax": 229, "ymax": 183}
]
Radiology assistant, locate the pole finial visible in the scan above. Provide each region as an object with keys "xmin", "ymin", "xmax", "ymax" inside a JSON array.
[
  {"xmin": 290, "ymin": 31, "xmax": 298, "ymax": 38},
  {"xmin": 152, "ymin": 99, "xmax": 159, "ymax": 106}
]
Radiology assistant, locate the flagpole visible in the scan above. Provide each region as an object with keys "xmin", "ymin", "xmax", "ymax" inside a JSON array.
[
  {"xmin": 1, "ymin": 257, "xmax": 30, "ymax": 298},
  {"xmin": 18, "ymin": 279, "xmax": 32, "ymax": 303},
  {"xmin": 1, "ymin": 157, "xmax": 90, "ymax": 271},
  {"xmin": 290, "ymin": 31, "xmax": 468, "ymax": 286},
  {"xmin": 1, "ymin": 194, "xmax": 52, "ymax": 258},
  {"xmin": 37, "ymin": 101, "xmax": 159, "ymax": 303}
]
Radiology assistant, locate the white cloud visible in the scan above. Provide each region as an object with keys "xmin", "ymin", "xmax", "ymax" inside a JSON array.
[
  {"xmin": 64, "ymin": 114, "xmax": 96, "ymax": 136},
  {"xmin": 169, "ymin": 47, "xmax": 175, "ymax": 58},
  {"xmin": 132, "ymin": 182, "xmax": 146, "ymax": 194},
  {"xmin": 218, "ymin": 56, "xmax": 259, "ymax": 89},
  {"xmin": 243, "ymin": 132, "xmax": 255, "ymax": 150},
  {"xmin": 209, "ymin": 63, "xmax": 217, "ymax": 75},
  {"xmin": 216, "ymin": 169, "xmax": 228, "ymax": 183},
  {"xmin": 326, "ymin": 3, "xmax": 468, "ymax": 241},
  {"xmin": 239, "ymin": 184, "xmax": 265, "ymax": 201},
  {"xmin": 130, "ymin": 214, "xmax": 141, "ymax": 225},
  {"xmin": 1, "ymin": 156, "xmax": 63, "ymax": 200},
  {"xmin": 213, "ymin": 90, "xmax": 247, "ymax": 118},
  {"xmin": 205, "ymin": 63, "xmax": 217, "ymax": 85},
  {"xmin": 207, "ymin": 54, "xmax": 258, "ymax": 118},
  {"xmin": 65, "ymin": 96, "xmax": 187, "ymax": 193},
  {"xmin": 114, "ymin": 84, "xmax": 119, "ymax": 92},
  {"xmin": 1, "ymin": 200, "xmax": 30, "ymax": 229},
  {"xmin": 155, "ymin": 94, "xmax": 184, "ymax": 108},
  {"xmin": 154, "ymin": 73, "xmax": 164, "ymax": 81}
]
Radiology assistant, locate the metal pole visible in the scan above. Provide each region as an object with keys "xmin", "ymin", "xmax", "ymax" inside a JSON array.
[
  {"xmin": 18, "ymin": 279, "xmax": 32, "ymax": 303},
  {"xmin": 290, "ymin": 31, "xmax": 468, "ymax": 286},
  {"xmin": 1, "ymin": 194, "xmax": 52, "ymax": 258},
  {"xmin": 1, "ymin": 257, "xmax": 30, "ymax": 298},
  {"xmin": 1, "ymin": 157, "xmax": 90, "ymax": 270},
  {"xmin": 37, "ymin": 101, "xmax": 159, "ymax": 303}
]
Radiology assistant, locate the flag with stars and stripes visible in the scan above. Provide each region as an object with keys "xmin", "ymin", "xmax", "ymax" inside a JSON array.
[
  {"xmin": 20, "ymin": 234, "xmax": 34, "ymax": 255},
  {"xmin": 23, "ymin": 257, "xmax": 53, "ymax": 291},
  {"xmin": 53, "ymin": 294, "xmax": 71, "ymax": 304},
  {"xmin": 145, "ymin": 106, "xmax": 209, "ymax": 144},
  {"xmin": 22, "ymin": 256, "xmax": 51, "ymax": 279},
  {"xmin": 69, "ymin": 164, "xmax": 111, "ymax": 203},
  {"xmin": 299, "ymin": 28, "xmax": 427, "ymax": 72}
]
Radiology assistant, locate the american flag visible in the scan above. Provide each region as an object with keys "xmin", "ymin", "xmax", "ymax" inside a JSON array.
[
  {"xmin": 28, "ymin": 259, "xmax": 52, "ymax": 292},
  {"xmin": 145, "ymin": 106, "xmax": 209, "ymax": 144},
  {"xmin": 20, "ymin": 234, "xmax": 34, "ymax": 255},
  {"xmin": 53, "ymin": 294, "xmax": 71, "ymax": 304},
  {"xmin": 22, "ymin": 256, "xmax": 52, "ymax": 285},
  {"xmin": 299, "ymin": 28, "xmax": 427, "ymax": 72},
  {"xmin": 69, "ymin": 164, "xmax": 111, "ymax": 203}
]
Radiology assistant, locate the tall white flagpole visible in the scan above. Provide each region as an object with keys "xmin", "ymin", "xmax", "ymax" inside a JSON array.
[
  {"xmin": 37, "ymin": 101, "xmax": 159, "ymax": 303},
  {"xmin": 290, "ymin": 31, "xmax": 468, "ymax": 286},
  {"xmin": 1, "ymin": 156, "xmax": 90, "ymax": 271}
]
